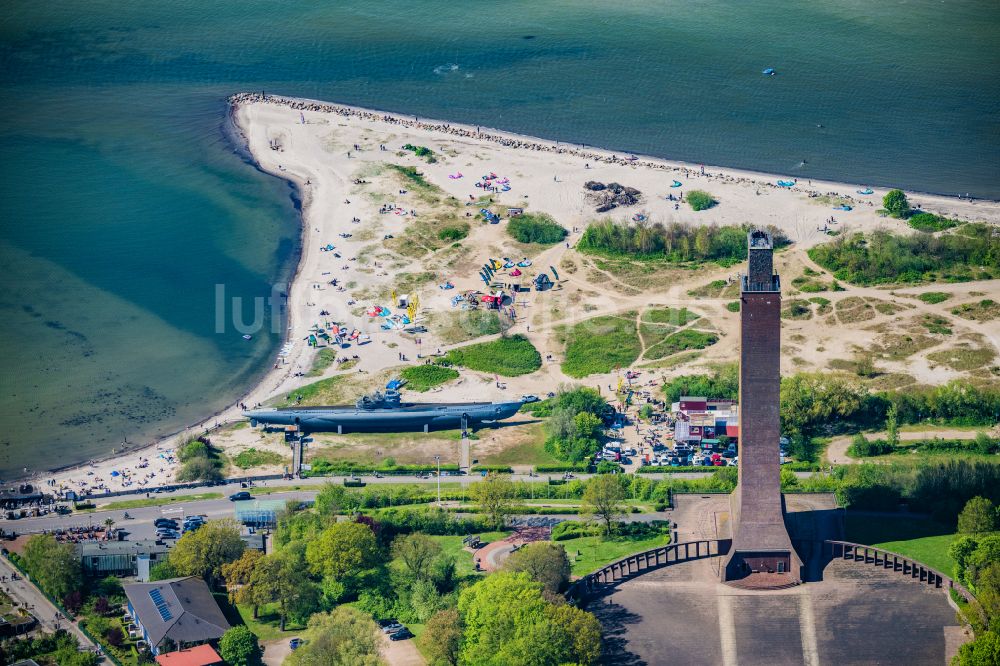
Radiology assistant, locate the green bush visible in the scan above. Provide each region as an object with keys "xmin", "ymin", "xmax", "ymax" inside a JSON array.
[
  {"xmin": 175, "ymin": 439, "xmax": 224, "ymax": 481},
  {"xmin": 305, "ymin": 460, "xmax": 461, "ymax": 477},
  {"xmin": 403, "ymin": 143, "xmax": 436, "ymax": 162},
  {"xmin": 847, "ymin": 434, "xmax": 895, "ymax": 457},
  {"xmin": 535, "ymin": 463, "xmax": 592, "ymax": 473},
  {"xmin": 551, "ymin": 520, "xmax": 600, "ymax": 541},
  {"xmin": 918, "ymin": 292, "xmax": 951, "ymax": 304},
  {"xmin": 662, "ymin": 364, "xmax": 738, "ymax": 402},
  {"xmin": 578, "ymin": 220, "xmax": 788, "ymax": 264},
  {"xmin": 438, "ymin": 224, "xmax": 469, "ymax": 241},
  {"xmin": 807, "ymin": 229, "xmax": 1000, "ymax": 285},
  {"xmin": 400, "ymin": 365, "xmax": 460, "ymax": 391},
  {"xmin": 726, "ymin": 301, "xmax": 740, "ymax": 312},
  {"xmin": 686, "ymin": 190, "xmax": 716, "ymax": 211},
  {"xmin": 442, "ymin": 334, "xmax": 541, "ymax": 376},
  {"xmin": 231, "ymin": 447, "xmax": 284, "ymax": 469},
  {"xmin": 908, "ymin": 212, "xmax": 960, "ymax": 233},
  {"xmin": 506, "ymin": 213, "xmax": 568, "ymax": 244}
]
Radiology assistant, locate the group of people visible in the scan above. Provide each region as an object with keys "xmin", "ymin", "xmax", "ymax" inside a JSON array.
[{"xmin": 229, "ymin": 92, "xmax": 864, "ymax": 200}]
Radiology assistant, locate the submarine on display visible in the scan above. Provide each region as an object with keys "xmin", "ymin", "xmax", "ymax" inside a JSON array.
[{"xmin": 243, "ymin": 389, "xmax": 524, "ymax": 434}]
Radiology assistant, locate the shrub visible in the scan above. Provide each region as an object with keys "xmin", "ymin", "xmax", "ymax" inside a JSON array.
[
  {"xmin": 686, "ymin": 190, "xmax": 716, "ymax": 211},
  {"xmin": 507, "ymin": 213, "xmax": 568, "ymax": 244},
  {"xmin": 442, "ymin": 334, "xmax": 541, "ymax": 376},
  {"xmin": 551, "ymin": 520, "xmax": 599, "ymax": 541},
  {"xmin": 918, "ymin": 291, "xmax": 951, "ymax": 304},
  {"xmin": 231, "ymin": 448, "xmax": 284, "ymax": 469},
  {"xmin": 175, "ymin": 438, "xmax": 224, "ymax": 481},
  {"xmin": 908, "ymin": 212, "xmax": 959, "ymax": 232},
  {"xmin": 400, "ymin": 364, "xmax": 459, "ymax": 391},
  {"xmin": 726, "ymin": 301, "xmax": 740, "ymax": 312},
  {"xmin": 438, "ymin": 224, "xmax": 469, "ymax": 241},
  {"xmin": 578, "ymin": 220, "xmax": 788, "ymax": 264},
  {"xmin": 807, "ymin": 229, "xmax": 1000, "ymax": 285}
]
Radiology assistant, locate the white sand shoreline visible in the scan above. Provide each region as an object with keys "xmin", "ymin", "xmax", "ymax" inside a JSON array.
[{"xmin": 31, "ymin": 92, "xmax": 999, "ymax": 497}]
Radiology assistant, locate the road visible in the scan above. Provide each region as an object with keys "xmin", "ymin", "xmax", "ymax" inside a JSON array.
[
  {"xmin": 4, "ymin": 469, "xmax": 822, "ymax": 538},
  {"xmin": 0, "ymin": 555, "xmax": 99, "ymax": 651}
]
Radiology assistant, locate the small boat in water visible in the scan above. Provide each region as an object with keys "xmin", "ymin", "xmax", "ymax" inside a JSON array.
[
  {"xmin": 762, "ymin": 67, "xmax": 775, "ymax": 76},
  {"xmin": 242, "ymin": 334, "xmax": 253, "ymax": 340}
]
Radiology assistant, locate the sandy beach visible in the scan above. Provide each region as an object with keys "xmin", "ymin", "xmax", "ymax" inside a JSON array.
[{"xmin": 37, "ymin": 93, "xmax": 1000, "ymax": 497}]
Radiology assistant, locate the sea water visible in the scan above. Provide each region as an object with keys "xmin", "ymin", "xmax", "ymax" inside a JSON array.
[{"xmin": 1, "ymin": 0, "xmax": 998, "ymax": 478}]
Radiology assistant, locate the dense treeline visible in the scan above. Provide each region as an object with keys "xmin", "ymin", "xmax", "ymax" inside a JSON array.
[
  {"xmin": 835, "ymin": 460, "xmax": 1000, "ymax": 524},
  {"xmin": 578, "ymin": 220, "xmax": 790, "ymax": 264},
  {"xmin": 807, "ymin": 226, "xmax": 1000, "ymax": 285},
  {"xmin": 663, "ymin": 368, "xmax": 1000, "ymax": 461}
]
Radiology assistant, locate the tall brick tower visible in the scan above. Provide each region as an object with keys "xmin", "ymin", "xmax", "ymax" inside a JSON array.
[{"xmin": 722, "ymin": 229, "xmax": 802, "ymax": 583}]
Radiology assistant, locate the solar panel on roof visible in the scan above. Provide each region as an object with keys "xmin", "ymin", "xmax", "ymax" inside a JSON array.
[{"xmin": 148, "ymin": 588, "xmax": 173, "ymax": 622}]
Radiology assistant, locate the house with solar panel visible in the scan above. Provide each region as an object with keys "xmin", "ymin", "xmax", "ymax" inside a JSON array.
[{"xmin": 123, "ymin": 577, "xmax": 230, "ymax": 656}]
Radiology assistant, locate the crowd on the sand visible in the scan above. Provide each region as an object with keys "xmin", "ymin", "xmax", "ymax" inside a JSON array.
[
  {"xmin": 228, "ymin": 92, "xmax": 871, "ymax": 205},
  {"xmin": 43, "ymin": 448, "xmax": 178, "ymax": 499}
]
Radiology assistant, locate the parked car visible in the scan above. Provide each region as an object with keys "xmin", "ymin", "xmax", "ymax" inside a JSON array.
[
  {"xmin": 289, "ymin": 638, "xmax": 304, "ymax": 650},
  {"xmin": 380, "ymin": 622, "xmax": 404, "ymax": 634},
  {"xmin": 390, "ymin": 628, "xmax": 414, "ymax": 641},
  {"xmin": 156, "ymin": 529, "xmax": 180, "ymax": 539},
  {"xmin": 376, "ymin": 619, "xmax": 399, "ymax": 629},
  {"xmin": 153, "ymin": 519, "xmax": 178, "ymax": 529},
  {"xmin": 229, "ymin": 491, "xmax": 252, "ymax": 501},
  {"xmin": 520, "ymin": 394, "xmax": 540, "ymax": 403}
]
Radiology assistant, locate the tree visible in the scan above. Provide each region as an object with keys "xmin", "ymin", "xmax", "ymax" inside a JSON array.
[
  {"xmin": 391, "ymin": 533, "xmax": 442, "ymax": 581},
  {"xmin": 315, "ymin": 483, "xmax": 363, "ymax": 517},
  {"xmin": 419, "ymin": 608, "xmax": 462, "ymax": 666},
  {"xmin": 149, "ymin": 560, "xmax": 179, "ymax": 581},
  {"xmin": 285, "ymin": 606, "xmax": 382, "ymax": 666},
  {"xmin": 882, "ymin": 189, "xmax": 910, "ymax": 218},
  {"xmin": 249, "ymin": 551, "xmax": 320, "ymax": 631},
  {"xmin": 219, "ymin": 625, "xmax": 259, "ymax": 666},
  {"xmin": 549, "ymin": 603, "xmax": 602, "ymax": 665},
  {"xmin": 582, "ymin": 474, "xmax": 627, "ymax": 535},
  {"xmin": 168, "ymin": 518, "xmax": 246, "ymax": 588},
  {"xmin": 885, "ymin": 404, "xmax": 899, "ymax": 448},
  {"xmin": 959, "ymin": 497, "xmax": 999, "ymax": 535},
  {"xmin": 305, "ymin": 521, "xmax": 380, "ymax": 580},
  {"xmin": 458, "ymin": 572, "xmax": 601, "ymax": 665},
  {"xmin": 955, "ymin": 630, "xmax": 1000, "ymax": 666},
  {"xmin": 469, "ymin": 474, "xmax": 516, "ymax": 529},
  {"xmin": 222, "ymin": 550, "xmax": 265, "ymax": 617},
  {"xmin": 503, "ymin": 542, "xmax": 571, "ymax": 594},
  {"xmin": 21, "ymin": 534, "xmax": 81, "ymax": 600}
]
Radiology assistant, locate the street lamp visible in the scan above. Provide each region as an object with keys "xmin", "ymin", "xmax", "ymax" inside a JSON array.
[{"xmin": 434, "ymin": 455, "xmax": 441, "ymax": 506}]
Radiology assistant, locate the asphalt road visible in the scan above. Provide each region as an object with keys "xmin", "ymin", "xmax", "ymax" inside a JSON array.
[
  {"xmin": 0, "ymin": 555, "xmax": 98, "ymax": 651},
  {"xmin": 4, "ymin": 470, "xmax": 818, "ymax": 537}
]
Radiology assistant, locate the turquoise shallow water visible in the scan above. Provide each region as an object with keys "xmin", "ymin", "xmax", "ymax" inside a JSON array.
[{"xmin": 0, "ymin": 1, "xmax": 998, "ymax": 477}]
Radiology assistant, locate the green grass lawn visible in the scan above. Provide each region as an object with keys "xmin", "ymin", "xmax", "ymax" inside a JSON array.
[
  {"xmin": 443, "ymin": 335, "xmax": 541, "ymax": 376},
  {"xmin": 228, "ymin": 600, "xmax": 306, "ymax": 641},
  {"xmin": 564, "ymin": 533, "xmax": 671, "ymax": 575},
  {"xmin": 92, "ymin": 492, "xmax": 223, "ymax": 511},
  {"xmin": 845, "ymin": 513, "xmax": 957, "ymax": 574},
  {"xmin": 561, "ymin": 312, "xmax": 640, "ymax": 378}
]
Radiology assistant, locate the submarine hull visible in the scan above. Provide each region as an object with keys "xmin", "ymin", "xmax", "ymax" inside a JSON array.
[{"xmin": 244, "ymin": 400, "xmax": 523, "ymax": 433}]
